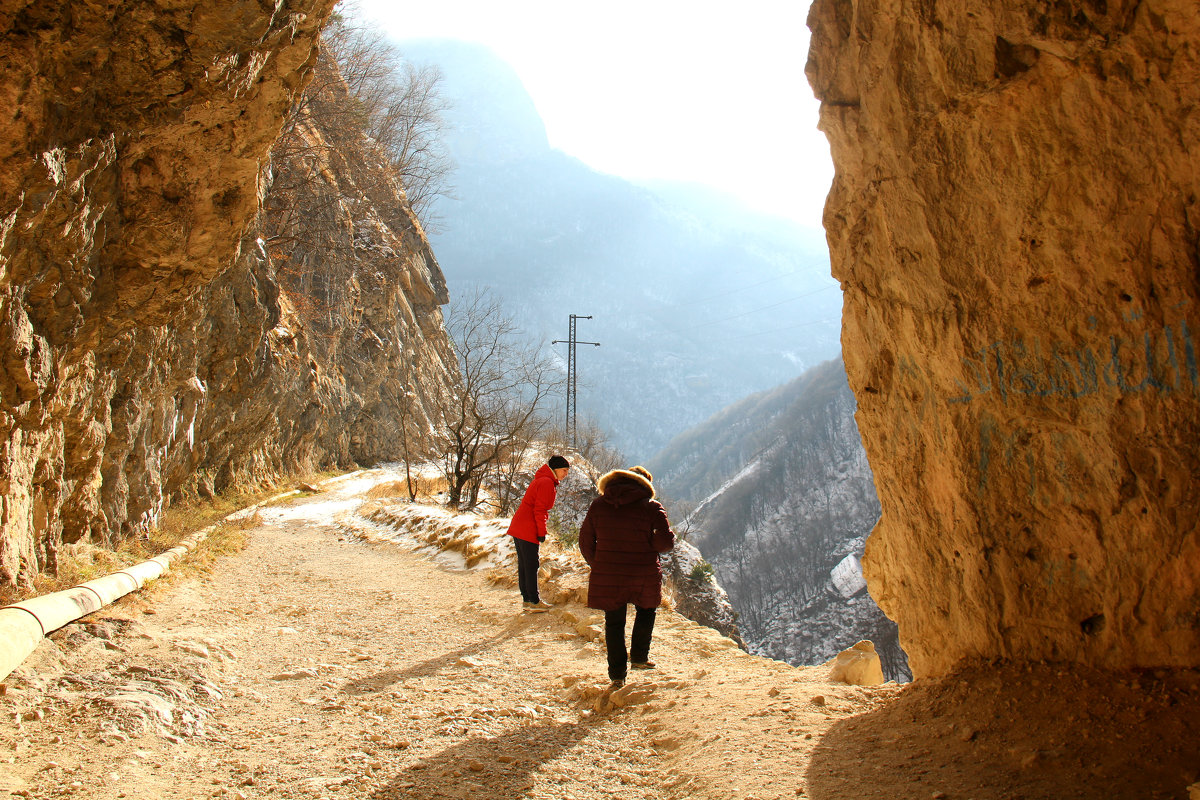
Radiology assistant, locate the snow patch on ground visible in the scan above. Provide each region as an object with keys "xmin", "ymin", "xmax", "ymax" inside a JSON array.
[
  {"xmin": 359, "ymin": 501, "xmax": 515, "ymax": 572},
  {"xmin": 262, "ymin": 497, "xmax": 362, "ymax": 525}
]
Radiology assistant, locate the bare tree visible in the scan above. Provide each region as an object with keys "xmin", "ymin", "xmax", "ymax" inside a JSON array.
[
  {"xmin": 571, "ymin": 418, "xmax": 625, "ymax": 479},
  {"xmin": 397, "ymin": 358, "xmax": 420, "ymax": 502},
  {"xmin": 438, "ymin": 290, "xmax": 563, "ymax": 510},
  {"xmin": 321, "ymin": 12, "xmax": 454, "ymax": 225},
  {"xmin": 263, "ymin": 4, "xmax": 454, "ymax": 280},
  {"xmin": 488, "ymin": 436, "xmax": 542, "ymax": 517}
]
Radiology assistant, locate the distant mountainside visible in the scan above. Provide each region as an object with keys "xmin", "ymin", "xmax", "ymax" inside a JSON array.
[
  {"xmin": 647, "ymin": 358, "xmax": 910, "ymax": 680},
  {"xmin": 399, "ymin": 40, "xmax": 843, "ymax": 460}
]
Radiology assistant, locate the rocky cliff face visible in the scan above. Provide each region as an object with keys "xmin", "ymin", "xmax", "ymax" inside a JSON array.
[
  {"xmin": 807, "ymin": 0, "xmax": 1199, "ymax": 677},
  {"xmin": 661, "ymin": 539, "xmax": 746, "ymax": 648},
  {"xmin": 0, "ymin": 2, "xmax": 459, "ymax": 591}
]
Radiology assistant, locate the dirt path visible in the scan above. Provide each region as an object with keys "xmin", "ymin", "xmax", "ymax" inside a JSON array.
[{"xmin": 2, "ymin": 469, "xmax": 1197, "ymax": 800}]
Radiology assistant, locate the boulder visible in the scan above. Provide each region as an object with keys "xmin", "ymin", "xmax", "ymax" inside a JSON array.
[{"xmin": 829, "ymin": 640, "xmax": 885, "ymax": 686}]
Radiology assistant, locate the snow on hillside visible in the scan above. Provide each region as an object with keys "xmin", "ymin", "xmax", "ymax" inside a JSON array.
[{"xmin": 651, "ymin": 359, "xmax": 910, "ymax": 680}]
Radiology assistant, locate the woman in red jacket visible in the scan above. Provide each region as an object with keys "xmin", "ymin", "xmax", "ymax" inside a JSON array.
[
  {"xmin": 579, "ymin": 466, "xmax": 676, "ymax": 687},
  {"xmin": 507, "ymin": 455, "xmax": 570, "ymax": 612}
]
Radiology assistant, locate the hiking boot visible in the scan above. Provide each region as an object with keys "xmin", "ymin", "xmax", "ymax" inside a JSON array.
[
  {"xmin": 630, "ymin": 660, "xmax": 656, "ymax": 670},
  {"xmin": 610, "ymin": 678, "xmax": 625, "ymax": 689},
  {"xmin": 522, "ymin": 601, "xmax": 552, "ymax": 613}
]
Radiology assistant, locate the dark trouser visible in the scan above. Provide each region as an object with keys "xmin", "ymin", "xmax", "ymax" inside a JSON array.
[
  {"xmin": 604, "ymin": 605, "xmax": 657, "ymax": 681},
  {"xmin": 514, "ymin": 537, "xmax": 541, "ymax": 603}
]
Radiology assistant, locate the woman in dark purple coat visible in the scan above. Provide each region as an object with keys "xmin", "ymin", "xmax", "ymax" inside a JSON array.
[{"xmin": 579, "ymin": 466, "xmax": 676, "ymax": 687}]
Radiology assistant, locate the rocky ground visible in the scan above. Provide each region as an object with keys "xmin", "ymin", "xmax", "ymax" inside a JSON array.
[{"xmin": 1, "ymin": 468, "xmax": 1197, "ymax": 800}]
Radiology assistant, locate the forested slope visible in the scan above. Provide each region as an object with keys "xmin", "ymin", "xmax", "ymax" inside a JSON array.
[{"xmin": 650, "ymin": 359, "xmax": 908, "ymax": 679}]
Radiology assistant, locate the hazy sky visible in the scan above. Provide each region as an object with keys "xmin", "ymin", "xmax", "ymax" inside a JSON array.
[{"xmin": 353, "ymin": 0, "xmax": 832, "ymax": 228}]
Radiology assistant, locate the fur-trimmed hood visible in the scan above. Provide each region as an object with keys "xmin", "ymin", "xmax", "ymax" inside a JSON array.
[{"xmin": 596, "ymin": 468, "xmax": 656, "ymax": 506}]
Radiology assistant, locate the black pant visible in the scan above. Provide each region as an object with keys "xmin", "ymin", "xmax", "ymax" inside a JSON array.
[
  {"xmin": 514, "ymin": 537, "xmax": 541, "ymax": 603},
  {"xmin": 604, "ymin": 605, "xmax": 656, "ymax": 680}
]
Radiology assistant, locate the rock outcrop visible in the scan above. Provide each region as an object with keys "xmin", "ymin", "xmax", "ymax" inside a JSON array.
[
  {"xmin": 807, "ymin": 0, "xmax": 1199, "ymax": 676},
  {"xmin": 0, "ymin": 2, "xmax": 459, "ymax": 591},
  {"xmin": 828, "ymin": 640, "xmax": 885, "ymax": 686},
  {"xmin": 661, "ymin": 540, "xmax": 746, "ymax": 648}
]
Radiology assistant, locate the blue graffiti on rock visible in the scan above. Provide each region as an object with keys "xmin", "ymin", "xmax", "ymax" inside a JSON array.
[{"xmin": 950, "ymin": 317, "xmax": 1197, "ymax": 405}]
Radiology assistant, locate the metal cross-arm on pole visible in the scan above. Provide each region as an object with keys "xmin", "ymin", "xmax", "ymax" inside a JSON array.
[{"xmin": 552, "ymin": 314, "xmax": 600, "ymax": 449}]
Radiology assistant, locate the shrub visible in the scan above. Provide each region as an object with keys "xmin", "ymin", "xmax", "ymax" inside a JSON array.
[
  {"xmin": 549, "ymin": 510, "xmax": 579, "ymax": 550},
  {"xmin": 690, "ymin": 559, "xmax": 715, "ymax": 583}
]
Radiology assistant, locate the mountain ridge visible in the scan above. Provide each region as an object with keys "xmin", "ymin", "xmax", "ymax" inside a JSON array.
[{"xmin": 397, "ymin": 39, "xmax": 843, "ymax": 460}]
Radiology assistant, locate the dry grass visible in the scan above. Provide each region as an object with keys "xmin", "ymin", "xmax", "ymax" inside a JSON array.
[
  {"xmin": 363, "ymin": 474, "xmax": 448, "ymax": 502},
  {"xmin": 139, "ymin": 511, "xmax": 259, "ymax": 598},
  {"xmin": 17, "ymin": 542, "xmax": 146, "ymax": 603},
  {"xmin": 1, "ymin": 471, "xmax": 347, "ymax": 606},
  {"xmin": 357, "ymin": 499, "xmax": 385, "ymax": 519}
]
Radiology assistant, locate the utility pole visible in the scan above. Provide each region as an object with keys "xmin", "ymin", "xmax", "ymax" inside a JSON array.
[{"xmin": 551, "ymin": 314, "xmax": 600, "ymax": 449}]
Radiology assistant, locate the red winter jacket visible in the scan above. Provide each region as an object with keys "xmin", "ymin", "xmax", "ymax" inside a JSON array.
[
  {"xmin": 580, "ymin": 469, "xmax": 675, "ymax": 611},
  {"xmin": 507, "ymin": 464, "xmax": 560, "ymax": 544}
]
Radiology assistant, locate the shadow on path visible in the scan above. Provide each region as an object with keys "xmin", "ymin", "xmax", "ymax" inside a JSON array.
[
  {"xmin": 370, "ymin": 715, "xmax": 599, "ymax": 800},
  {"xmin": 806, "ymin": 663, "xmax": 1200, "ymax": 800},
  {"xmin": 341, "ymin": 616, "xmax": 538, "ymax": 696}
]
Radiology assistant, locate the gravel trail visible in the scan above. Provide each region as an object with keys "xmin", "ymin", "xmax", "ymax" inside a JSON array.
[{"xmin": 2, "ymin": 468, "xmax": 1196, "ymax": 800}]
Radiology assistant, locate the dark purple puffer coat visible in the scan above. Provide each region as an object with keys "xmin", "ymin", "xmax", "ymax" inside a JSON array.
[{"xmin": 579, "ymin": 469, "xmax": 676, "ymax": 611}]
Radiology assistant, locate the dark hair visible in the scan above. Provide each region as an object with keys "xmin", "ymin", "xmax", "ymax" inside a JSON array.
[{"xmin": 548, "ymin": 455, "xmax": 570, "ymax": 470}]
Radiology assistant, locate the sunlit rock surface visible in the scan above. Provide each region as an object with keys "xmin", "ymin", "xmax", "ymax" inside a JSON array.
[
  {"xmin": 807, "ymin": 0, "xmax": 1199, "ymax": 676},
  {"xmin": 0, "ymin": 2, "xmax": 458, "ymax": 590}
]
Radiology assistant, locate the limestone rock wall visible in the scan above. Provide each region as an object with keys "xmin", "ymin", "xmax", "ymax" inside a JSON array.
[
  {"xmin": 0, "ymin": 2, "xmax": 460, "ymax": 591},
  {"xmin": 807, "ymin": 0, "xmax": 1199, "ymax": 677}
]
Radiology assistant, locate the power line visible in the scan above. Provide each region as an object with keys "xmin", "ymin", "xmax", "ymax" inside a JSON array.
[
  {"xmin": 724, "ymin": 315, "xmax": 843, "ymax": 341},
  {"xmin": 660, "ymin": 283, "xmax": 839, "ymax": 335}
]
